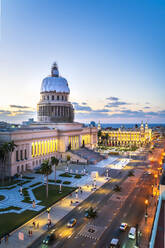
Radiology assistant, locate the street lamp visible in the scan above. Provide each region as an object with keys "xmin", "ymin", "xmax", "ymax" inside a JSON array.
[
  {"xmin": 145, "ymin": 199, "xmax": 148, "ymax": 222},
  {"xmin": 47, "ymin": 207, "xmax": 51, "ymax": 221},
  {"xmin": 106, "ymin": 169, "xmax": 109, "ymax": 179},
  {"xmin": 59, "ymin": 183, "xmax": 62, "ymax": 193},
  {"xmin": 154, "ymin": 174, "xmax": 158, "ymax": 186}
]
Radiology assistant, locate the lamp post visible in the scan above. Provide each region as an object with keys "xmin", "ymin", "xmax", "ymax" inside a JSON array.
[
  {"xmin": 145, "ymin": 199, "xmax": 148, "ymax": 222},
  {"xmin": 47, "ymin": 207, "xmax": 51, "ymax": 221},
  {"xmin": 154, "ymin": 174, "xmax": 158, "ymax": 186},
  {"xmin": 59, "ymin": 183, "xmax": 62, "ymax": 193}
]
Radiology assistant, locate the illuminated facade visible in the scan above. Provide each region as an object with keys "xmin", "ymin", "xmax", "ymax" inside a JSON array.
[
  {"xmin": 100, "ymin": 122, "xmax": 152, "ymax": 147},
  {"xmin": 0, "ymin": 63, "xmax": 97, "ymax": 176}
]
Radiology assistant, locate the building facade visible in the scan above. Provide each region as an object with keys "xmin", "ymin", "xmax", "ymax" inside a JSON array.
[
  {"xmin": 100, "ymin": 122, "xmax": 152, "ymax": 147},
  {"xmin": 0, "ymin": 63, "xmax": 97, "ymax": 176}
]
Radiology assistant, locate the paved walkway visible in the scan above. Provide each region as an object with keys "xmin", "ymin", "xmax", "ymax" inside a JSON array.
[
  {"xmin": 0, "ymin": 176, "xmax": 107, "ymax": 248},
  {"xmin": 139, "ymin": 192, "xmax": 158, "ymax": 247}
]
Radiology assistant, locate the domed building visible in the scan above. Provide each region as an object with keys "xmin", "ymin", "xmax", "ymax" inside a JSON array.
[
  {"xmin": 38, "ymin": 63, "xmax": 74, "ymax": 123},
  {"xmin": 0, "ymin": 63, "xmax": 98, "ymax": 176}
]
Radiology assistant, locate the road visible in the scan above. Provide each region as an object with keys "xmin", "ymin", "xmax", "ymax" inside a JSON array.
[
  {"xmin": 29, "ymin": 168, "xmax": 129, "ymax": 248},
  {"xmin": 30, "ymin": 160, "xmax": 154, "ymax": 248}
]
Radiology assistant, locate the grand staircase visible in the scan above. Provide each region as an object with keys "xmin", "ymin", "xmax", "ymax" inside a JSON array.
[{"xmin": 71, "ymin": 147, "xmax": 105, "ymax": 164}]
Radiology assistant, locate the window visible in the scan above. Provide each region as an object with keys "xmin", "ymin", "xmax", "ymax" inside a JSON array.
[
  {"xmin": 47, "ymin": 95, "xmax": 49, "ymax": 100},
  {"xmin": 20, "ymin": 150, "xmax": 23, "ymax": 160},
  {"xmin": 16, "ymin": 151, "xmax": 19, "ymax": 161},
  {"xmin": 25, "ymin": 149, "xmax": 27, "ymax": 160},
  {"xmin": 57, "ymin": 95, "xmax": 59, "ymax": 100},
  {"xmin": 62, "ymin": 95, "xmax": 64, "ymax": 101},
  {"xmin": 52, "ymin": 95, "xmax": 54, "ymax": 100}
]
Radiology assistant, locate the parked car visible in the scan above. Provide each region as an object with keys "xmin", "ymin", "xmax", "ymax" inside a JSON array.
[
  {"xmin": 119, "ymin": 222, "xmax": 128, "ymax": 231},
  {"xmin": 67, "ymin": 218, "xmax": 77, "ymax": 227},
  {"xmin": 109, "ymin": 238, "xmax": 120, "ymax": 248},
  {"xmin": 42, "ymin": 232, "xmax": 56, "ymax": 244},
  {"xmin": 128, "ymin": 227, "xmax": 136, "ymax": 240}
]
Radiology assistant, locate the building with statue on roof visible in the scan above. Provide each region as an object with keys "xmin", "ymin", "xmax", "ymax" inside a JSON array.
[
  {"xmin": 0, "ymin": 63, "xmax": 98, "ymax": 177},
  {"xmin": 99, "ymin": 121, "xmax": 152, "ymax": 147}
]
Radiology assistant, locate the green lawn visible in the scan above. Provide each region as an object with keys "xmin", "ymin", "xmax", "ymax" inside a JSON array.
[
  {"xmin": 0, "ymin": 184, "xmax": 76, "ymax": 237},
  {"xmin": 32, "ymin": 184, "xmax": 75, "ymax": 207}
]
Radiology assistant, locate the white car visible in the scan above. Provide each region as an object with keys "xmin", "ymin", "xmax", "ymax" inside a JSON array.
[
  {"xmin": 110, "ymin": 238, "xmax": 120, "ymax": 248},
  {"xmin": 119, "ymin": 222, "xmax": 128, "ymax": 231},
  {"xmin": 128, "ymin": 227, "xmax": 136, "ymax": 239}
]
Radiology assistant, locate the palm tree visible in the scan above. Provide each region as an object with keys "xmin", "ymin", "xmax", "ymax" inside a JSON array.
[
  {"xmin": 7, "ymin": 141, "xmax": 17, "ymax": 182},
  {"xmin": 85, "ymin": 207, "xmax": 97, "ymax": 219},
  {"xmin": 113, "ymin": 184, "xmax": 121, "ymax": 192},
  {"xmin": 105, "ymin": 133, "xmax": 109, "ymax": 146},
  {"xmin": 51, "ymin": 156, "xmax": 59, "ymax": 184},
  {"xmin": 40, "ymin": 159, "xmax": 52, "ymax": 198},
  {"xmin": 0, "ymin": 141, "xmax": 16, "ymax": 184},
  {"xmin": 0, "ymin": 146, "xmax": 6, "ymax": 185}
]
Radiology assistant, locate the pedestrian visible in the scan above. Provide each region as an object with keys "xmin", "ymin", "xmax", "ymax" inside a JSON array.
[
  {"xmin": 30, "ymin": 230, "xmax": 33, "ymax": 236},
  {"xmin": 28, "ymin": 230, "xmax": 31, "ymax": 237},
  {"xmin": 37, "ymin": 222, "xmax": 39, "ymax": 229},
  {"xmin": 32, "ymin": 221, "xmax": 36, "ymax": 229},
  {"xmin": 80, "ymin": 189, "xmax": 83, "ymax": 194}
]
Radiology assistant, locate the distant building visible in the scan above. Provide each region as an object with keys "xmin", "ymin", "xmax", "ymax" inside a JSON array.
[
  {"xmin": 99, "ymin": 122, "xmax": 152, "ymax": 147},
  {"xmin": 0, "ymin": 63, "xmax": 97, "ymax": 176}
]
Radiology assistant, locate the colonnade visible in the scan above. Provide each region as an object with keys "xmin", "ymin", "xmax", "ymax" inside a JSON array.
[
  {"xmin": 69, "ymin": 136, "xmax": 79, "ymax": 150},
  {"xmin": 31, "ymin": 139, "xmax": 58, "ymax": 157}
]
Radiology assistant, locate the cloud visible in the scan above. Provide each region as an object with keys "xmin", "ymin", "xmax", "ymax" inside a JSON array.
[
  {"xmin": 105, "ymin": 101, "xmax": 128, "ymax": 108},
  {"xmin": 10, "ymin": 105, "xmax": 30, "ymax": 109},
  {"xmin": 72, "ymin": 102, "xmax": 92, "ymax": 112},
  {"xmin": 106, "ymin": 97, "xmax": 119, "ymax": 101}
]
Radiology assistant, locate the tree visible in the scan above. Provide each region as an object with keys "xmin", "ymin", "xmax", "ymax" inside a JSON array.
[
  {"xmin": 85, "ymin": 207, "xmax": 97, "ymax": 219},
  {"xmin": 40, "ymin": 159, "xmax": 52, "ymax": 198},
  {"xmin": 51, "ymin": 156, "xmax": 59, "ymax": 185},
  {"xmin": 0, "ymin": 146, "xmax": 6, "ymax": 185},
  {"xmin": 113, "ymin": 184, "xmax": 121, "ymax": 192},
  {"xmin": 98, "ymin": 130, "xmax": 102, "ymax": 144},
  {"xmin": 7, "ymin": 141, "xmax": 17, "ymax": 182},
  {"xmin": 105, "ymin": 133, "xmax": 109, "ymax": 146},
  {"xmin": 0, "ymin": 141, "xmax": 17, "ymax": 184}
]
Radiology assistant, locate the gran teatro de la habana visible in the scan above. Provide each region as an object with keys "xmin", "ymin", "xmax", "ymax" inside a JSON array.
[{"xmin": 0, "ymin": 63, "xmax": 97, "ymax": 176}]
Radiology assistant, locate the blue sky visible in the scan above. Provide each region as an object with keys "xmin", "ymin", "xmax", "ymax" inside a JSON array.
[{"xmin": 0, "ymin": 0, "xmax": 165, "ymax": 123}]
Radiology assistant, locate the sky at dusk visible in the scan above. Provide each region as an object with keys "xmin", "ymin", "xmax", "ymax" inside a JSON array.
[{"xmin": 0, "ymin": 0, "xmax": 165, "ymax": 124}]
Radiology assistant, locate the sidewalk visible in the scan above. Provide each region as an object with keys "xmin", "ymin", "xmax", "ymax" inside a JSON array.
[
  {"xmin": 139, "ymin": 196, "xmax": 157, "ymax": 248},
  {"xmin": 0, "ymin": 176, "xmax": 107, "ymax": 248}
]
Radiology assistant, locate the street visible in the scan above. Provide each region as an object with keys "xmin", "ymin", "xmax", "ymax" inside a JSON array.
[{"xmin": 30, "ymin": 157, "xmax": 155, "ymax": 248}]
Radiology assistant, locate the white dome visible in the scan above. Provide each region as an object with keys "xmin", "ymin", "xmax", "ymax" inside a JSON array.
[{"xmin": 40, "ymin": 76, "xmax": 70, "ymax": 93}]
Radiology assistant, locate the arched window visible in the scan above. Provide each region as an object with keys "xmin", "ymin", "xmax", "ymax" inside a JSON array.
[
  {"xmin": 52, "ymin": 95, "xmax": 54, "ymax": 100},
  {"xmin": 62, "ymin": 95, "xmax": 64, "ymax": 101},
  {"xmin": 57, "ymin": 95, "xmax": 59, "ymax": 100}
]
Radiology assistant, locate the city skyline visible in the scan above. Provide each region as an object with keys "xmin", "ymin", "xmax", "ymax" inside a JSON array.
[{"xmin": 0, "ymin": 0, "xmax": 165, "ymax": 123}]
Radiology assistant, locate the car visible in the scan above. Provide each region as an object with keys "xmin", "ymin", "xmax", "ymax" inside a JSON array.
[
  {"xmin": 67, "ymin": 218, "xmax": 77, "ymax": 227},
  {"xmin": 128, "ymin": 227, "xmax": 136, "ymax": 239},
  {"xmin": 109, "ymin": 238, "xmax": 120, "ymax": 248},
  {"xmin": 119, "ymin": 222, "xmax": 128, "ymax": 231},
  {"xmin": 42, "ymin": 232, "xmax": 56, "ymax": 244},
  {"xmin": 84, "ymin": 207, "xmax": 97, "ymax": 219}
]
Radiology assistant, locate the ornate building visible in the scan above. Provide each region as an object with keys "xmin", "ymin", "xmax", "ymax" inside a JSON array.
[
  {"xmin": 0, "ymin": 63, "xmax": 97, "ymax": 176},
  {"xmin": 37, "ymin": 63, "xmax": 74, "ymax": 123},
  {"xmin": 100, "ymin": 122, "xmax": 152, "ymax": 147}
]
